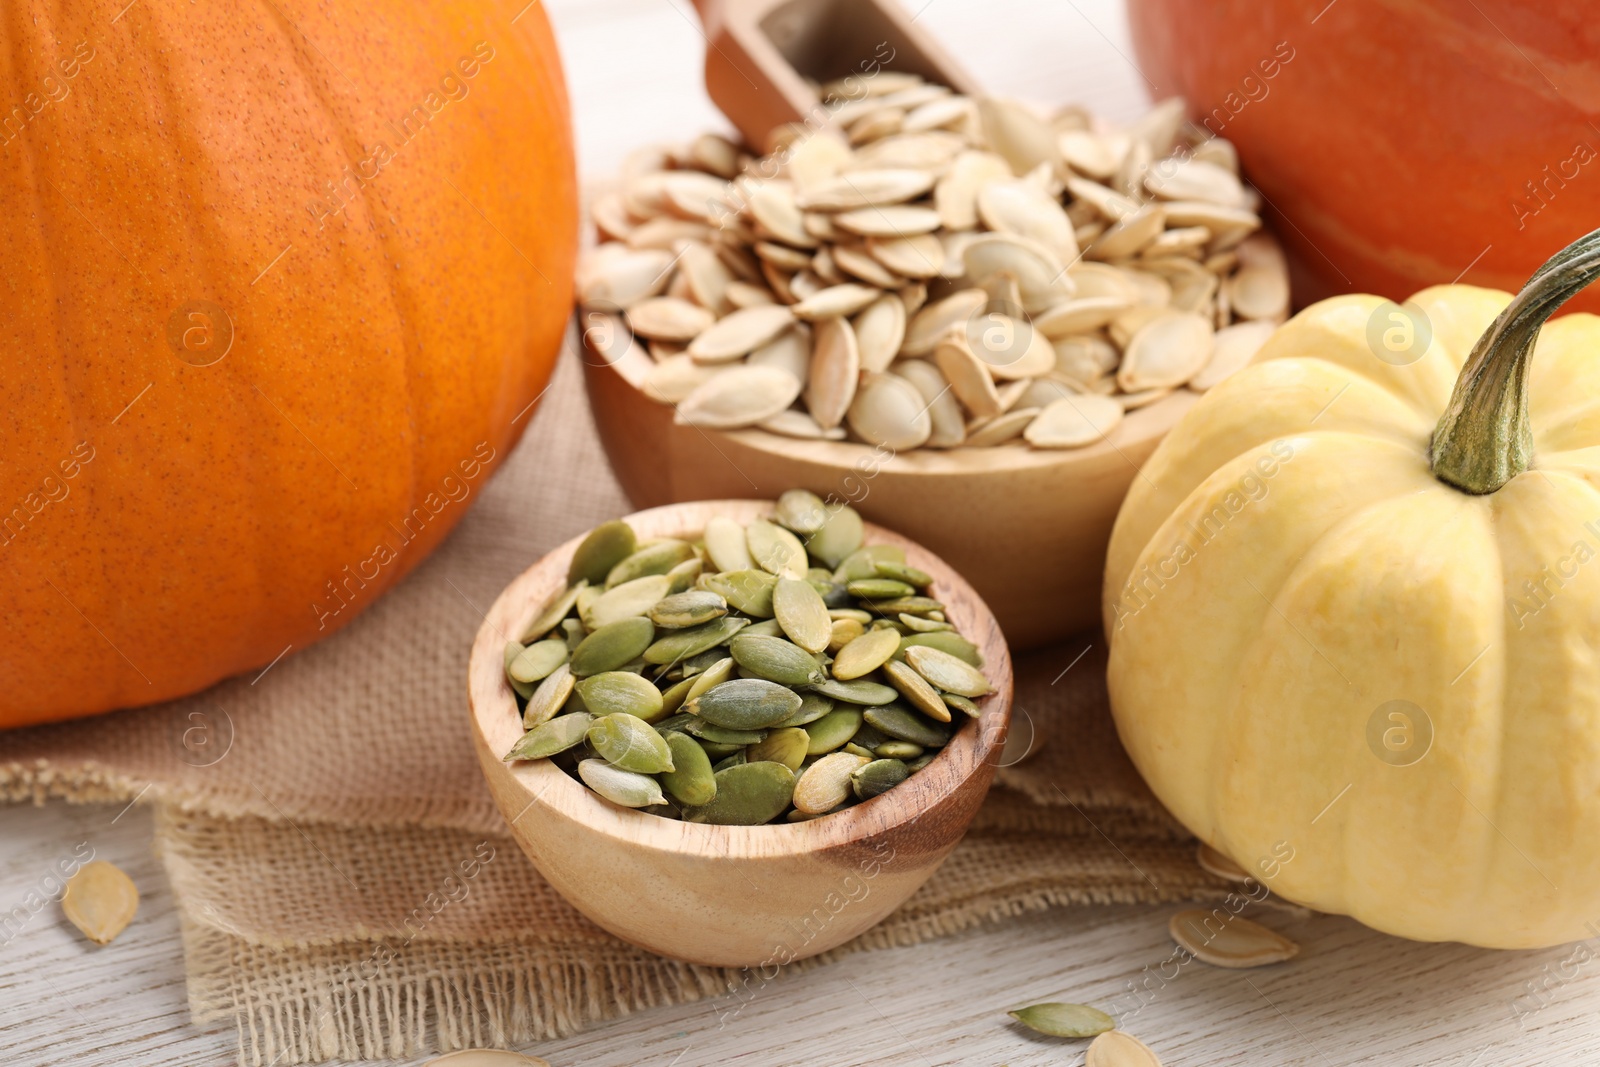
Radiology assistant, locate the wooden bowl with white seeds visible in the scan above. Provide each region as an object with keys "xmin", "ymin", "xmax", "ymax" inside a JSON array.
[
  {"xmin": 467, "ymin": 499, "xmax": 1012, "ymax": 968},
  {"xmin": 576, "ymin": 80, "xmax": 1288, "ymax": 648}
]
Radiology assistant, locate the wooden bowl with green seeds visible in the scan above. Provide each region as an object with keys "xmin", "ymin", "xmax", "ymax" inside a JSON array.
[{"xmin": 467, "ymin": 497, "xmax": 1012, "ymax": 967}]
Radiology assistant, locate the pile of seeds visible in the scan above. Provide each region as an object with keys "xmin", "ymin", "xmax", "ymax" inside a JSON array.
[
  {"xmin": 578, "ymin": 73, "xmax": 1289, "ymax": 452},
  {"xmin": 501, "ymin": 491, "xmax": 991, "ymax": 824}
]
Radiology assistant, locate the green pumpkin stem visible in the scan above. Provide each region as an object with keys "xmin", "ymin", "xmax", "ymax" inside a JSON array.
[{"xmin": 1431, "ymin": 228, "xmax": 1600, "ymax": 494}]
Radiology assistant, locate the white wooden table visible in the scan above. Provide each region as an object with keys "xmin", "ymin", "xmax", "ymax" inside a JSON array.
[{"xmin": 4, "ymin": 1, "xmax": 1599, "ymax": 1064}]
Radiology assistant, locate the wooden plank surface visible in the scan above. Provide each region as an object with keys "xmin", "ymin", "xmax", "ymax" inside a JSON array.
[{"xmin": 5, "ymin": 1, "xmax": 1598, "ymax": 1064}]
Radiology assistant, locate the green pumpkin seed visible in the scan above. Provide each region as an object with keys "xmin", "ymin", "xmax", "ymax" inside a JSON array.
[
  {"xmin": 804, "ymin": 707, "xmax": 864, "ymax": 755},
  {"xmin": 775, "ymin": 488, "xmax": 829, "ymax": 534},
  {"xmin": 660, "ymin": 731, "xmax": 717, "ymax": 806},
  {"xmin": 906, "ymin": 752, "xmax": 936, "ymax": 772},
  {"xmin": 560, "ymin": 617, "xmax": 586, "ymax": 651},
  {"xmin": 833, "ymin": 544, "xmax": 903, "ymax": 582},
  {"xmin": 747, "ymin": 727, "xmax": 810, "ymax": 771},
  {"xmin": 713, "ymin": 751, "xmax": 748, "ymax": 772},
  {"xmin": 683, "ymin": 719, "xmax": 767, "ymax": 745},
  {"xmin": 521, "ymin": 662, "xmax": 579, "ymax": 729},
  {"xmin": 864, "ymin": 703, "xmax": 951, "ymax": 748},
  {"xmin": 677, "ymin": 647, "xmax": 732, "ymax": 678},
  {"xmin": 568, "ymin": 521, "xmax": 636, "ymax": 585},
  {"xmin": 508, "ymin": 638, "xmax": 570, "ymax": 684},
  {"xmin": 828, "ymin": 617, "xmax": 866, "ymax": 651},
  {"xmin": 503, "ymin": 642, "xmax": 536, "ymax": 700},
  {"xmin": 850, "ymin": 722, "xmax": 889, "ymax": 749},
  {"xmin": 862, "ymin": 595, "xmax": 944, "ymax": 616},
  {"xmin": 829, "ymin": 607, "xmax": 873, "ymax": 623},
  {"xmin": 899, "ymin": 612, "xmax": 952, "ymax": 633},
  {"xmin": 846, "ymin": 577, "xmax": 916, "ymax": 600},
  {"xmin": 649, "ymin": 589, "xmax": 728, "ymax": 628},
  {"xmin": 578, "ymin": 758, "xmax": 665, "ymax": 808},
  {"xmin": 794, "ymin": 751, "xmax": 871, "ymax": 813},
  {"xmin": 561, "ymin": 683, "xmax": 589, "ymax": 716},
  {"xmin": 689, "ymin": 677, "xmax": 803, "ymax": 729},
  {"xmin": 504, "ymin": 711, "xmax": 594, "ymax": 761},
  {"xmin": 832, "ymin": 628, "xmax": 903, "ymax": 680},
  {"xmin": 583, "ymin": 574, "xmax": 673, "ymax": 629},
  {"xmin": 685, "ymin": 654, "xmax": 737, "ymax": 701},
  {"xmin": 905, "ymin": 645, "xmax": 992, "ymax": 697},
  {"xmin": 875, "ymin": 560, "xmax": 932, "ymax": 588},
  {"xmin": 643, "ymin": 616, "xmax": 748, "ymax": 665},
  {"xmin": 521, "ymin": 581, "xmax": 586, "ymax": 642},
  {"xmin": 806, "ymin": 504, "xmax": 865, "ymax": 568},
  {"xmin": 660, "ymin": 674, "xmax": 698, "ymax": 717},
  {"xmin": 807, "ymin": 566, "xmax": 838, "ymax": 584},
  {"xmin": 843, "ymin": 742, "xmax": 876, "ymax": 759},
  {"xmin": 898, "ymin": 631, "xmax": 983, "ymax": 666},
  {"xmin": 1008, "ymin": 1003, "xmax": 1115, "ymax": 1038},
  {"xmin": 883, "ymin": 659, "xmax": 952, "ymax": 722},
  {"xmin": 682, "ymin": 762, "xmax": 797, "ymax": 825},
  {"xmin": 943, "ymin": 693, "xmax": 982, "ymax": 718},
  {"xmin": 570, "ymin": 617, "xmax": 657, "ymax": 677},
  {"xmin": 703, "ymin": 515, "xmax": 754, "ymax": 572},
  {"xmin": 812, "ymin": 677, "xmax": 898, "ymax": 705},
  {"xmin": 876, "ymin": 740, "xmax": 924, "ymax": 760},
  {"xmin": 587, "ymin": 713, "xmax": 674, "ymax": 773},
  {"xmin": 746, "ymin": 519, "xmax": 808, "ymax": 578},
  {"xmin": 702, "ymin": 569, "xmax": 778, "ymax": 617},
  {"xmin": 774, "ymin": 691, "xmax": 835, "ymax": 727},
  {"xmin": 730, "ymin": 633, "xmax": 826, "ymax": 686},
  {"xmin": 773, "ymin": 577, "xmax": 833, "ymax": 653},
  {"xmin": 576, "ymin": 671, "xmax": 666, "ymax": 721},
  {"xmin": 654, "ymin": 712, "xmax": 695, "ymax": 734},
  {"xmin": 852, "ymin": 758, "xmax": 910, "ymax": 799},
  {"xmin": 739, "ymin": 618, "xmax": 785, "ymax": 638},
  {"xmin": 606, "ymin": 539, "xmax": 696, "ymax": 588},
  {"xmin": 697, "ymin": 740, "xmax": 746, "ymax": 759},
  {"xmin": 665, "ymin": 556, "xmax": 704, "ymax": 594}
]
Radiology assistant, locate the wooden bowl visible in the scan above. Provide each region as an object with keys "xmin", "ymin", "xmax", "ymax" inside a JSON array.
[
  {"xmin": 467, "ymin": 500, "xmax": 1013, "ymax": 968},
  {"xmin": 579, "ymin": 322, "xmax": 1196, "ymax": 650}
]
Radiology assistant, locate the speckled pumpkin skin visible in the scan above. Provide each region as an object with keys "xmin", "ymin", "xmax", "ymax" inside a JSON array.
[{"xmin": 0, "ymin": 1, "xmax": 575, "ymax": 725}]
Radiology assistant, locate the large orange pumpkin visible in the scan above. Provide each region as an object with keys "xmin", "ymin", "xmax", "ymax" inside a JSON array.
[
  {"xmin": 1127, "ymin": 1, "xmax": 1600, "ymax": 310},
  {"xmin": 0, "ymin": 0, "xmax": 575, "ymax": 726}
]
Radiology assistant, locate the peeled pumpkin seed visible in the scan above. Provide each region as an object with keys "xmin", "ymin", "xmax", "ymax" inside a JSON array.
[
  {"xmin": 774, "ymin": 577, "xmax": 833, "ymax": 653},
  {"xmin": 571, "ymin": 617, "xmax": 656, "ymax": 677},
  {"xmin": 569, "ymin": 521, "xmax": 636, "ymax": 585},
  {"xmin": 521, "ymin": 663, "xmax": 575, "ymax": 729},
  {"xmin": 579, "ymin": 759, "xmax": 666, "ymax": 808},
  {"xmin": 683, "ymin": 761, "xmax": 797, "ymax": 825},
  {"xmin": 828, "ymin": 618, "xmax": 867, "ymax": 651},
  {"xmin": 703, "ymin": 515, "xmax": 754, "ymax": 572},
  {"xmin": 1168, "ymin": 908, "xmax": 1299, "ymax": 968},
  {"xmin": 804, "ymin": 504, "xmax": 864, "ymax": 569},
  {"xmin": 584, "ymin": 574, "xmax": 672, "ymax": 629},
  {"xmin": 649, "ymin": 589, "xmax": 728, "ymax": 628},
  {"xmin": 703, "ymin": 569, "xmax": 778, "ymax": 616},
  {"xmin": 864, "ymin": 703, "xmax": 951, "ymax": 748},
  {"xmin": 660, "ymin": 731, "xmax": 717, "ymax": 806},
  {"xmin": 730, "ymin": 633, "xmax": 826, "ymax": 686},
  {"xmin": 814, "ymin": 677, "xmax": 899, "ymax": 705},
  {"xmin": 508, "ymin": 639, "xmax": 569, "ymax": 685},
  {"xmin": 61, "ymin": 861, "xmax": 138, "ymax": 946},
  {"xmin": 943, "ymin": 693, "xmax": 982, "ymax": 719},
  {"xmin": 876, "ymin": 740, "xmax": 924, "ymax": 759},
  {"xmin": 746, "ymin": 520, "xmax": 809, "ymax": 581},
  {"xmin": 1008, "ymin": 1002, "xmax": 1115, "ymax": 1038},
  {"xmin": 747, "ymin": 726, "xmax": 811, "ymax": 771},
  {"xmin": 847, "ymin": 578, "xmax": 914, "ymax": 600},
  {"xmin": 794, "ymin": 751, "xmax": 872, "ymax": 813},
  {"xmin": 643, "ymin": 616, "xmax": 748, "ymax": 665},
  {"xmin": 690, "ymin": 677, "xmax": 804, "ymax": 729},
  {"xmin": 739, "ymin": 618, "xmax": 784, "ymax": 639},
  {"xmin": 804, "ymin": 707, "xmax": 864, "ymax": 754},
  {"xmin": 832, "ymin": 627, "xmax": 903, "ymax": 680},
  {"xmin": 883, "ymin": 658, "xmax": 953, "ymax": 722},
  {"xmin": 898, "ymin": 631, "xmax": 981, "ymax": 666},
  {"xmin": 576, "ymin": 672, "xmax": 666, "ymax": 721},
  {"xmin": 905, "ymin": 645, "xmax": 993, "ymax": 697},
  {"xmin": 522, "ymin": 581, "xmax": 586, "ymax": 642},
  {"xmin": 685, "ymin": 653, "xmax": 737, "ymax": 700},
  {"xmin": 684, "ymin": 719, "xmax": 767, "ymax": 745},
  {"xmin": 1086, "ymin": 1031, "xmax": 1164, "ymax": 1067},
  {"xmin": 774, "ymin": 488, "xmax": 829, "ymax": 534},
  {"xmin": 606, "ymin": 540, "xmax": 694, "ymax": 588},
  {"xmin": 852, "ymin": 757, "xmax": 910, "ymax": 799},
  {"xmin": 508, "ymin": 710, "xmax": 592, "ymax": 760},
  {"xmin": 587, "ymin": 712, "xmax": 674, "ymax": 773}
]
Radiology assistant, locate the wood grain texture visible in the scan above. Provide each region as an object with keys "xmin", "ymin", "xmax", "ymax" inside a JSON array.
[
  {"xmin": 467, "ymin": 500, "xmax": 1012, "ymax": 967},
  {"xmin": 583, "ymin": 330, "xmax": 1195, "ymax": 649}
]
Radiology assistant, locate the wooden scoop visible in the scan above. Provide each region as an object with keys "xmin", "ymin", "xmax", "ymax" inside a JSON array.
[{"xmin": 687, "ymin": 0, "xmax": 981, "ymax": 150}]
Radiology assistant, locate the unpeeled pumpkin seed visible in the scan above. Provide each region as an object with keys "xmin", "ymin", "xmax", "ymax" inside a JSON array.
[
  {"xmin": 660, "ymin": 730, "xmax": 717, "ymax": 806},
  {"xmin": 1086, "ymin": 1031, "xmax": 1164, "ymax": 1067},
  {"xmin": 576, "ymin": 672, "xmax": 666, "ymax": 721},
  {"xmin": 1168, "ymin": 908, "xmax": 1299, "ymax": 968},
  {"xmin": 683, "ymin": 762, "xmax": 797, "ymax": 825},
  {"xmin": 1008, "ymin": 1002, "xmax": 1115, "ymax": 1038},
  {"xmin": 506, "ymin": 711, "xmax": 593, "ymax": 761},
  {"xmin": 579, "ymin": 759, "xmax": 666, "ymax": 808},
  {"xmin": 61, "ymin": 861, "xmax": 138, "ymax": 945}
]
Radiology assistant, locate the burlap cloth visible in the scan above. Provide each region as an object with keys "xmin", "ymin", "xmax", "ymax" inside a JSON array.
[{"xmin": 0, "ymin": 347, "xmax": 1224, "ymax": 1065}]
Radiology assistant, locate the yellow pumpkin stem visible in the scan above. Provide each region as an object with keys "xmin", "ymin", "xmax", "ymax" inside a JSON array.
[{"xmin": 1431, "ymin": 228, "xmax": 1600, "ymax": 494}]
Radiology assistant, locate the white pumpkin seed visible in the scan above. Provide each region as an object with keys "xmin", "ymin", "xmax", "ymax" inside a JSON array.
[
  {"xmin": 833, "ymin": 242, "xmax": 903, "ymax": 288},
  {"xmin": 867, "ymin": 232, "xmax": 945, "ymax": 279},
  {"xmin": 1196, "ymin": 843, "xmax": 1252, "ymax": 883},
  {"xmin": 847, "ymin": 372, "xmax": 933, "ymax": 450},
  {"xmin": 1145, "ymin": 157, "xmax": 1246, "ymax": 207},
  {"xmin": 1117, "ymin": 311, "xmax": 1214, "ymax": 391},
  {"xmin": 797, "ymin": 168, "xmax": 936, "ymax": 211},
  {"xmin": 687, "ymin": 304, "xmax": 796, "ymax": 363},
  {"xmin": 935, "ymin": 150, "xmax": 1013, "ymax": 230},
  {"xmin": 895, "ymin": 359, "xmax": 967, "ymax": 448},
  {"xmin": 641, "ymin": 354, "xmax": 722, "ymax": 403},
  {"xmin": 833, "ymin": 205, "xmax": 943, "ymax": 237},
  {"xmin": 904, "ymin": 288, "xmax": 988, "ymax": 355},
  {"xmin": 61, "ymin": 861, "xmax": 138, "ymax": 946},
  {"xmin": 977, "ymin": 97, "xmax": 1060, "ymax": 175},
  {"xmin": 1227, "ymin": 263, "xmax": 1290, "ymax": 321},
  {"xmin": 1024, "ymin": 395, "xmax": 1124, "ymax": 448},
  {"xmin": 747, "ymin": 182, "xmax": 816, "ymax": 248},
  {"xmin": 676, "ymin": 365, "xmax": 802, "ymax": 428},
  {"xmin": 791, "ymin": 283, "xmax": 880, "ymax": 321},
  {"xmin": 934, "ymin": 332, "xmax": 1002, "ymax": 419},
  {"xmin": 759, "ymin": 409, "xmax": 846, "ymax": 439},
  {"xmin": 626, "ymin": 296, "xmax": 715, "ymax": 342},
  {"xmin": 746, "ymin": 325, "xmax": 811, "ymax": 387},
  {"xmin": 1086, "ymin": 1030, "xmax": 1163, "ymax": 1067},
  {"xmin": 1168, "ymin": 908, "xmax": 1300, "ymax": 968},
  {"xmin": 576, "ymin": 245, "xmax": 673, "ymax": 309},
  {"xmin": 853, "ymin": 294, "xmax": 908, "ymax": 373},
  {"xmin": 965, "ymin": 406, "xmax": 1039, "ymax": 447},
  {"xmin": 804, "ymin": 317, "xmax": 861, "ymax": 430},
  {"xmin": 976, "ymin": 177, "xmax": 1079, "ymax": 265},
  {"xmin": 1192, "ymin": 320, "xmax": 1275, "ymax": 391}
]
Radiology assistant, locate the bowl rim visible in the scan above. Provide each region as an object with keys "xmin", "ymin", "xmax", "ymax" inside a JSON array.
[
  {"xmin": 575, "ymin": 308, "xmax": 1198, "ymax": 477},
  {"xmin": 467, "ymin": 499, "xmax": 1014, "ymax": 861}
]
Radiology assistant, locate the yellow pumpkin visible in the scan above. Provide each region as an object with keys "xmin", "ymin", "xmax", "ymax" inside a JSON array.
[{"xmin": 1104, "ymin": 231, "xmax": 1600, "ymax": 948}]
